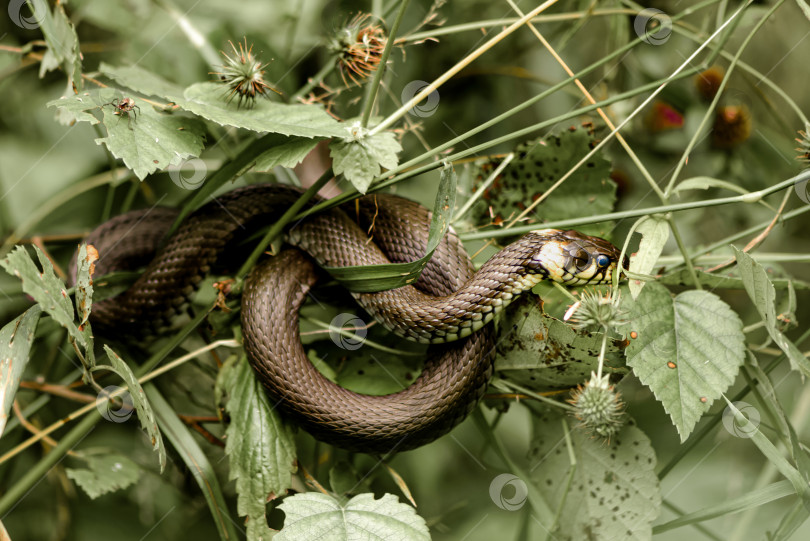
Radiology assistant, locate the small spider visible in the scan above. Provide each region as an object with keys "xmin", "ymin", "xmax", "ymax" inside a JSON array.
[{"xmin": 103, "ymin": 97, "xmax": 141, "ymax": 127}]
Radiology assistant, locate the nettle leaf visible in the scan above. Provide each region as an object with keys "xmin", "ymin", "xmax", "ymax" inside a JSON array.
[
  {"xmin": 734, "ymin": 248, "xmax": 810, "ymax": 376},
  {"xmin": 98, "ymin": 346, "xmax": 166, "ymax": 472},
  {"xmin": 0, "ymin": 307, "xmax": 42, "ymax": 436},
  {"xmin": 48, "ymin": 88, "xmax": 206, "ymax": 180},
  {"xmin": 529, "ymin": 411, "xmax": 661, "ymax": 541},
  {"xmin": 622, "ymin": 282, "xmax": 745, "ymax": 440},
  {"xmin": 629, "ymin": 216, "xmax": 669, "ymax": 299},
  {"xmin": 218, "ymin": 356, "xmax": 297, "ymax": 532},
  {"xmin": 1, "ymin": 245, "xmax": 83, "ymax": 346},
  {"xmin": 330, "ymin": 126, "xmax": 401, "ymax": 194},
  {"xmin": 470, "ymin": 129, "xmax": 616, "ymax": 238},
  {"xmin": 254, "ymin": 138, "xmax": 321, "ymax": 171},
  {"xmin": 66, "ymin": 452, "xmax": 141, "ymax": 499},
  {"xmin": 495, "ymin": 296, "xmax": 628, "ymax": 390},
  {"xmin": 276, "ymin": 493, "xmax": 430, "ymax": 541},
  {"xmin": 182, "ymin": 82, "xmax": 345, "ymax": 138}
]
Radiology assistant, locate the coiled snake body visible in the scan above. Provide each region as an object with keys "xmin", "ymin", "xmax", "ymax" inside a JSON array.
[{"xmin": 82, "ymin": 184, "xmax": 622, "ymax": 453}]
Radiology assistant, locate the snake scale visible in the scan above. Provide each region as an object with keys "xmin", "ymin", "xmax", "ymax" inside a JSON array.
[{"xmin": 79, "ymin": 184, "xmax": 622, "ymax": 453}]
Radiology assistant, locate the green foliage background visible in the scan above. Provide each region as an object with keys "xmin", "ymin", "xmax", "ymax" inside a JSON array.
[{"xmin": 1, "ymin": 0, "xmax": 809, "ymax": 540}]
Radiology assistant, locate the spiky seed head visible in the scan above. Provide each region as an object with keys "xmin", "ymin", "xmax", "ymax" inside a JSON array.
[
  {"xmin": 330, "ymin": 13, "xmax": 387, "ymax": 86},
  {"xmin": 212, "ymin": 39, "xmax": 279, "ymax": 108},
  {"xmin": 796, "ymin": 124, "xmax": 810, "ymax": 164},
  {"xmin": 564, "ymin": 289, "xmax": 625, "ymax": 332},
  {"xmin": 569, "ymin": 372, "xmax": 625, "ymax": 439}
]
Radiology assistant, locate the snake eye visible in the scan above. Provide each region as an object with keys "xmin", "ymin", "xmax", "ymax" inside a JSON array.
[
  {"xmin": 573, "ymin": 250, "xmax": 590, "ymax": 271},
  {"xmin": 595, "ymin": 254, "xmax": 611, "ymax": 268}
]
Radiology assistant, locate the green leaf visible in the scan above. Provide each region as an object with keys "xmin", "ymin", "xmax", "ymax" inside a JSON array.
[
  {"xmin": 529, "ymin": 413, "xmax": 661, "ymax": 540},
  {"xmin": 495, "ymin": 296, "xmax": 628, "ymax": 389},
  {"xmin": 65, "ymin": 452, "xmax": 141, "ymax": 499},
  {"xmin": 733, "ymin": 248, "xmax": 810, "ymax": 377},
  {"xmin": 628, "ymin": 216, "xmax": 669, "ymax": 299},
  {"xmin": 48, "ymin": 88, "xmax": 207, "ymax": 180},
  {"xmin": 320, "ymin": 164, "xmax": 455, "ymax": 292},
  {"xmin": 254, "ymin": 138, "xmax": 321, "ymax": 171},
  {"xmin": 31, "ymin": 0, "xmax": 82, "ymax": 90},
  {"xmin": 276, "ymin": 493, "xmax": 430, "ymax": 541},
  {"xmin": 329, "ymin": 127, "xmax": 401, "ymax": 194},
  {"xmin": 218, "ymin": 356, "xmax": 297, "ymax": 532},
  {"xmin": 673, "ymin": 176, "xmax": 751, "ymax": 195},
  {"xmin": 182, "ymin": 82, "xmax": 345, "ymax": 138},
  {"xmin": 0, "ymin": 307, "xmax": 42, "ymax": 436},
  {"xmin": 100, "ymin": 63, "xmax": 186, "ymax": 103},
  {"xmin": 145, "ymin": 385, "xmax": 240, "ymax": 541},
  {"xmin": 98, "ymin": 346, "xmax": 166, "ymax": 472},
  {"xmin": 470, "ymin": 129, "xmax": 616, "ymax": 238},
  {"xmin": 1, "ymin": 245, "xmax": 82, "ymax": 346},
  {"xmin": 622, "ymin": 282, "xmax": 745, "ymax": 441}
]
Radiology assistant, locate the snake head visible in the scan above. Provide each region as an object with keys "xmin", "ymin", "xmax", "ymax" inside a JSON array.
[{"xmin": 525, "ymin": 229, "xmax": 626, "ymax": 285}]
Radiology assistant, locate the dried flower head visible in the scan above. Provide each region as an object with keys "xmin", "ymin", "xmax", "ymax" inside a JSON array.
[
  {"xmin": 569, "ymin": 372, "xmax": 625, "ymax": 439},
  {"xmin": 330, "ymin": 14, "xmax": 387, "ymax": 86},
  {"xmin": 695, "ymin": 66, "xmax": 725, "ymax": 101},
  {"xmin": 212, "ymin": 39, "xmax": 280, "ymax": 108},
  {"xmin": 564, "ymin": 289, "xmax": 625, "ymax": 332},
  {"xmin": 712, "ymin": 104, "xmax": 752, "ymax": 149}
]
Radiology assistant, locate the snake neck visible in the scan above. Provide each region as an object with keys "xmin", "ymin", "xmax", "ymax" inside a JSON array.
[{"xmin": 356, "ymin": 232, "xmax": 565, "ymax": 344}]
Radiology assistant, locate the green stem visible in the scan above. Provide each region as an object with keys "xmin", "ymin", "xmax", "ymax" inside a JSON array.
[
  {"xmin": 668, "ymin": 216, "xmax": 702, "ymax": 290},
  {"xmin": 297, "ymin": 68, "xmax": 704, "ymax": 221},
  {"xmin": 360, "ymin": 0, "xmax": 410, "ymax": 128},
  {"xmin": 663, "ymin": 0, "xmax": 775, "ymax": 196},
  {"xmin": 235, "ymin": 169, "xmax": 333, "ymax": 280},
  {"xmin": 290, "ymin": 56, "xmax": 339, "ymax": 103},
  {"xmin": 459, "ymin": 169, "xmax": 810, "ymax": 240}
]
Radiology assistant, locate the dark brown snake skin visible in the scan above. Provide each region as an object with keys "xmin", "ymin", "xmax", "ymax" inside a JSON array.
[{"xmin": 80, "ymin": 184, "xmax": 622, "ymax": 453}]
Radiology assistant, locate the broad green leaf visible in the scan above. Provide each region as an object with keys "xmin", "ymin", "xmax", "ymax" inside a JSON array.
[
  {"xmin": 254, "ymin": 138, "xmax": 321, "ymax": 171},
  {"xmin": 98, "ymin": 346, "xmax": 166, "ymax": 472},
  {"xmin": 48, "ymin": 89, "xmax": 207, "ymax": 180},
  {"xmin": 0, "ymin": 307, "xmax": 42, "ymax": 436},
  {"xmin": 145, "ymin": 385, "xmax": 240, "ymax": 541},
  {"xmin": 469, "ymin": 129, "xmax": 616, "ymax": 238},
  {"xmin": 276, "ymin": 493, "xmax": 430, "ymax": 541},
  {"xmin": 330, "ymin": 127, "xmax": 401, "ymax": 194},
  {"xmin": 629, "ymin": 215, "xmax": 669, "ymax": 299},
  {"xmin": 734, "ymin": 248, "xmax": 810, "ymax": 377},
  {"xmin": 1, "ymin": 245, "xmax": 82, "ymax": 346},
  {"xmin": 218, "ymin": 356, "xmax": 297, "ymax": 533},
  {"xmin": 31, "ymin": 0, "xmax": 82, "ymax": 90},
  {"xmin": 622, "ymin": 282, "xmax": 745, "ymax": 440},
  {"xmin": 529, "ymin": 413, "xmax": 661, "ymax": 540},
  {"xmin": 100, "ymin": 63, "xmax": 185, "ymax": 103},
  {"xmin": 673, "ymin": 176, "xmax": 750, "ymax": 195},
  {"xmin": 182, "ymin": 82, "xmax": 345, "ymax": 138},
  {"xmin": 65, "ymin": 452, "xmax": 141, "ymax": 499},
  {"xmin": 320, "ymin": 164, "xmax": 455, "ymax": 292},
  {"xmin": 660, "ymin": 268, "xmax": 809, "ymax": 290},
  {"xmin": 495, "ymin": 297, "xmax": 628, "ymax": 389}
]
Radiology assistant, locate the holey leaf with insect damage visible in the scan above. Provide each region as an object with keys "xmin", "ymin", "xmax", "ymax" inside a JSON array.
[
  {"xmin": 529, "ymin": 410, "xmax": 661, "ymax": 541},
  {"xmin": 621, "ymin": 282, "xmax": 745, "ymax": 441}
]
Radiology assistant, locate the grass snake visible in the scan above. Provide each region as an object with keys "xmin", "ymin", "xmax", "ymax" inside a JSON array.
[{"xmin": 80, "ymin": 184, "xmax": 622, "ymax": 453}]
